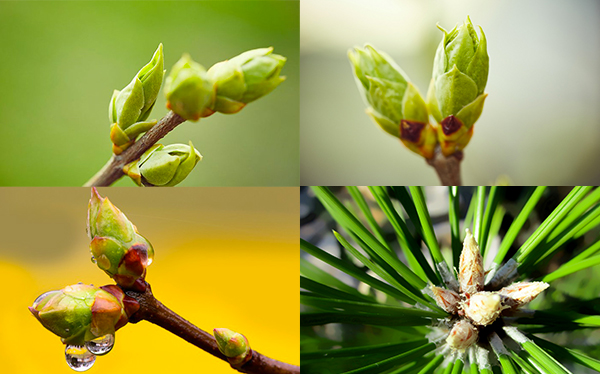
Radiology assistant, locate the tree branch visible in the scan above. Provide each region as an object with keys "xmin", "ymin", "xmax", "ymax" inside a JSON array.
[
  {"xmin": 125, "ymin": 283, "xmax": 299, "ymax": 374},
  {"xmin": 426, "ymin": 147, "xmax": 463, "ymax": 186},
  {"xmin": 83, "ymin": 111, "xmax": 186, "ymax": 187}
]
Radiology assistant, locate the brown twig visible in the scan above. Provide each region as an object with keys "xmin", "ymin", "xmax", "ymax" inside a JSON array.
[
  {"xmin": 125, "ymin": 283, "xmax": 299, "ymax": 374},
  {"xmin": 83, "ymin": 111, "xmax": 186, "ymax": 187},
  {"xmin": 426, "ymin": 147, "xmax": 463, "ymax": 186}
]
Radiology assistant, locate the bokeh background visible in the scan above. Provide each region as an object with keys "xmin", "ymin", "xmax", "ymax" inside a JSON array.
[
  {"xmin": 0, "ymin": 1, "xmax": 299, "ymax": 186},
  {"xmin": 0, "ymin": 187, "xmax": 299, "ymax": 373},
  {"xmin": 300, "ymin": 0, "xmax": 600, "ymax": 185}
]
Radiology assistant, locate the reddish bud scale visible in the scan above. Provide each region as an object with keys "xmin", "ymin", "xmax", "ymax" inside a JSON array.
[
  {"xmin": 400, "ymin": 120, "xmax": 425, "ymax": 143},
  {"xmin": 441, "ymin": 115, "xmax": 463, "ymax": 136}
]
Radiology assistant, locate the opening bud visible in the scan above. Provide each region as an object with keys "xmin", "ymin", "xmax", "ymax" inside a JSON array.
[
  {"xmin": 109, "ymin": 44, "xmax": 164, "ymax": 154},
  {"xmin": 87, "ymin": 188, "xmax": 154, "ymax": 290}
]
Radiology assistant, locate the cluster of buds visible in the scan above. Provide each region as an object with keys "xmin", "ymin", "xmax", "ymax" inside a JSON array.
[
  {"xmin": 348, "ymin": 16, "xmax": 488, "ymax": 160},
  {"xmin": 87, "ymin": 188, "xmax": 154, "ymax": 291},
  {"xmin": 109, "ymin": 44, "xmax": 164, "ymax": 154},
  {"xmin": 165, "ymin": 47, "xmax": 286, "ymax": 120},
  {"xmin": 430, "ymin": 229, "xmax": 549, "ymax": 351},
  {"xmin": 214, "ymin": 328, "xmax": 252, "ymax": 366},
  {"xmin": 123, "ymin": 142, "xmax": 202, "ymax": 186},
  {"xmin": 29, "ymin": 189, "xmax": 155, "ymax": 370},
  {"xmin": 29, "ymin": 284, "xmax": 138, "ymax": 346}
]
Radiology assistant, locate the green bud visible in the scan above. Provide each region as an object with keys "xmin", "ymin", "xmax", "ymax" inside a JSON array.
[
  {"xmin": 164, "ymin": 54, "xmax": 215, "ymax": 121},
  {"xmin": 28, "ymin": 284, "xmax": 136, "ymax": 345},
  {"xmin": 109, "ymin": 44, "xmax": 165, "ymax": 154},
  {"xmin": 348, "ymin": 44, "xmax": 436, "ymax": 159},
  {"xmin": 123, "ymin": 141, "xmax": 202, "ymax": 187},
  {"xmin": 207, "ymin": 47, "xmax": 286, "ymax": 114},
  {"xmin": 87, "ymin": 188, "xmax": 154, "ymax": 290},
  {"xmin": 427, "ymin": 17, "xmax": 488, "ymax": 156},
  {"xmin": 214, "ymin": 328, "xmax": 251, "ymax": 366}
]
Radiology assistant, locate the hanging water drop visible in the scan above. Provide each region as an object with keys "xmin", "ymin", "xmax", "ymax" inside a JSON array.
[
  {"xmin": 91, "ymin": 256, "xmax": 97, "ymax": 264},
  {"xmin": 86, "ymin": 333, "xmax": 115, "ymax": 355},
  {"xmin": 65, "ymin": 345, "xmax": 96, "ymax": 372}
]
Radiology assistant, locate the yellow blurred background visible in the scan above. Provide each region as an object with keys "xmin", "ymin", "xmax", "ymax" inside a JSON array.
[{"xmin": 0, "ymin": 187, "xmax": 299, "ymax": 373}]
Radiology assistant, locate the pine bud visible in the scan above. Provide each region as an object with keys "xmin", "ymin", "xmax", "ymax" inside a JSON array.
[
  {"xmin": 430, "ymin": 286, "xmax": 461, "ymax": 314},
  {"xmin": 463, "ymin": 291, "xmax": 509, "ymax": 326},
  {"xmin": 459, "ymin": 229, "xmax": 484, "ymax": 296},
  {"xmin": 498, "ymin": 281, "xmax": 549, "ymax": 309},
  {"xmin": 446, "ymin": 320, "xmax": 478, "ymax": 350}
]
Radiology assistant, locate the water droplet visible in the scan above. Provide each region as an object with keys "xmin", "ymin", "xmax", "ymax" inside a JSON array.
[
  {"xmin": 91, "ymin": 256, "xmax": 97, "ymax": 264},
  {"xmin": 33, "ymin": 291, "xmax": 58, "ymax": 306},
  {"xmin": 85, "ymin": 334, "xmax": 115, "ymax": 355},
  {"xmin": 65, "ymin": 345, "xmax": 96, "ymax": 372}
]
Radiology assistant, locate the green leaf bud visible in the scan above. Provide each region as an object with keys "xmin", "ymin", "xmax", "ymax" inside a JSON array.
[
  {"xmin": 123, "ymin": 141, "xmax": 202, "ymax": 187},
  {"xmin": 213, "ymin": 328, "xmax": 251, "ymax": 366},
  {"xmin": 207, "ymin": 47, "xmax": 286, "ymax": 114},
  {"xmin": 109, "ymin": 44, "xmax": 165, "ymax": 154},
  {"xmin": 165, "ymin": 54, "xmax": 215, "ymax": 121},
  {"xmin": 348, "ymin": 44, "xmax": 436, "ymax": 159},
  {"xmin": 29, "ymin": 283, "xmax": 136, "ymax": 346},
  {"xmin": 87, "ymin": 188, "xmax": 154, "ymax": 290},
  {"xmin": 427, "ymin": 17, "xmax": 488, "ymax": 156}
]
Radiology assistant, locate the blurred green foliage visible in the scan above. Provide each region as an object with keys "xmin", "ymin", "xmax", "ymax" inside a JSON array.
[{"xmin": 0, "ymin": 1, "xmax": 299, "ymax": 186}]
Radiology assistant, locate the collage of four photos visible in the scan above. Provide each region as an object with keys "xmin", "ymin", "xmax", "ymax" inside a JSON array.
[{"xmin": 1, "ymin": 1, "xmax": 599, "ymax": 373}]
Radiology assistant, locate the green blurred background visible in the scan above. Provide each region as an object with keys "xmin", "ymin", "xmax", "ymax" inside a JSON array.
[
  {"xmin": 0, "ymin": 1, "xmax": 299, "ymax": 186},
  {"xmin": 300, "ymin": 0, "xmax": 600, "ymax": 185},
  {"xmin": 0, "ymin": 187, "xmax": 299, "ymax": 372}
]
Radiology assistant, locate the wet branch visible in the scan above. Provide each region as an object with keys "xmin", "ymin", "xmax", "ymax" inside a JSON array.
[
  {"xmin": 125, "ymin": 283, "xmax": 299, "ymax": 374},
  {"xmin": 426, "ymin": 147, "xmax": 463, "ymax": 186},
  {"xmin": 83, "ymin": 111, "xmax": 186, "ymax": 187}
]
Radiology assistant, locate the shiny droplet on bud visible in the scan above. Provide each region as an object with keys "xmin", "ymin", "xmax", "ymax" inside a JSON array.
[
  {"xmin": 65, "ymin": 345, "xmax": 96, "ymax": 372},
  {"xmin": 91, "ymin": 256, "xmax": 97, "ymax": 264},
  {"xmin": 85, "ymin": 334, "xmax": 115, "ymax": 355}
]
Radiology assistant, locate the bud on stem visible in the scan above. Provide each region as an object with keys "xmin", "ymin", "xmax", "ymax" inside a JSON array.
[
  {"xmin": 109, "ymin": 44, "xmax": 165, "ymax": 154},
  {"xmin": 214, "ymin": 328, "xmax": 252, "ymax": 366},
  {"xmin": 87, "ymin": 188, "xmax": 154, "ymax": 290},
  {"xmin": 123, "ymin": 141, "xmax": 202, "ymax": 186}
]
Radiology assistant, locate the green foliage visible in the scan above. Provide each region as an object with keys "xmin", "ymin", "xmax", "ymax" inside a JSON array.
[{"xmin": 301, "ymin": 186, "xmax": 600, "ymax": 374}]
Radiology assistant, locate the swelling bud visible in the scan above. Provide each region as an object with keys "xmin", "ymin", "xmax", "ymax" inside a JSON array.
[
  {"xmin": 87, "ymin": 188, "xmax": 154, "ymax": 290},
  {"xmin": 164, "ymin": 54, "xmax": 215, "ymax": 121},
  {"xmin": 348, "ymin": 44, "xmax": 436, "ymax": 159},
  {"xmin": 214, "ymin": 328, "xmax": 251, "ymax": 366},
  {"xmin": 109, "ymin": 44, "xmax": 164, "ymax": 154},
  {"xmin": 207, "ymin": 47, "xmax": 286, "ymax": 114},
  {"xmin": 427, "ymin": 16, "xmax": 488, "ymax": 156},
  {"xmin": 123, "ymin": 142, "xmax": 202, "ymax": 187}
]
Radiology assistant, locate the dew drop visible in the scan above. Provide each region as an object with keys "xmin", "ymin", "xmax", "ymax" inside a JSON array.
[
  {"xmin": 85, "ymin": 334, "xmax": 115, "ymax": 356},
  {"xmin": 65, "ymin": 345, "xmax": 96, "ymax": 372},
  {"xmin": 91, "ymin": 256, "xmax": 97, "ymax": 264},
  {"xmin": 33, "ymin": 291, "xmax": 58, "ymax": 306}
]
